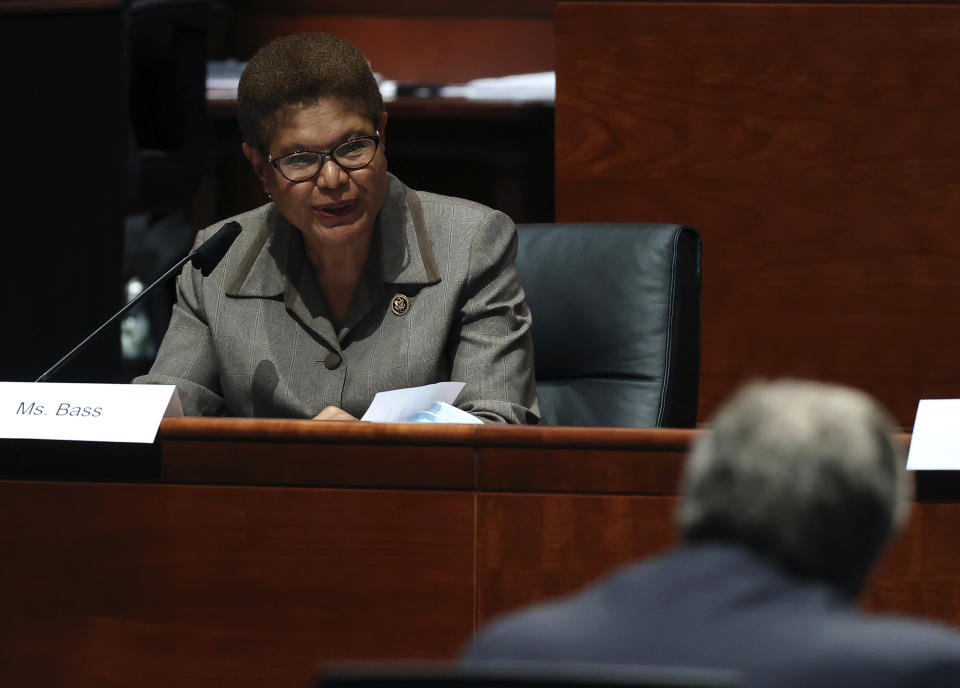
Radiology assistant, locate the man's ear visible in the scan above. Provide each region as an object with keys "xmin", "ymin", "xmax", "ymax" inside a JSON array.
[{"xmin": 242, "ymin": 142, "xmax": 271, "ymax": 185}]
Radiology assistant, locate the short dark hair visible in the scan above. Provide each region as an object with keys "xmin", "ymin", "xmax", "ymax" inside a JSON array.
[
  {"xmin": 677, "ymin": 379, "xmax": 908, "ymax": 597},
  {"xmin": 238, "ymin": 32, "xmax": 384, "ymax": 152}
]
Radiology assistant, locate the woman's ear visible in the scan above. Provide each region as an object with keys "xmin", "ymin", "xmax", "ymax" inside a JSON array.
[
  {"xmin": 378, "ymin": 111, "xmax": 389, "ymax": 142},
  {"xmin": 242, "ymin": 142, "xmax": 271, "ymax": 185}
]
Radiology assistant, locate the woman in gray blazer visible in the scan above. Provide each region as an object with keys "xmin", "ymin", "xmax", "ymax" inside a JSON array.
[{"xmin": 135, "ymin": 33, "xmax": 538, "ymax": 423}]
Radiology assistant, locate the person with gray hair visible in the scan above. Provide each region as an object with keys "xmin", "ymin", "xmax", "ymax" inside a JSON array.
[{"xmin": 462, "ymin": 380, "xmax": 960, "ymax": 688}]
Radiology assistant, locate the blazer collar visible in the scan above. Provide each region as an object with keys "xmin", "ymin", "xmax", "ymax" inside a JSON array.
[
  {"xmin": 378, "ymin": 173, "xmax": 441, "ymax": 285},
  {"xmin": 224, "ymin": 173, "xmax": 440, "ymax": 301},
  {"xmin": 224, "ymin": 205, "xmax": 290, "ymax": 299}
]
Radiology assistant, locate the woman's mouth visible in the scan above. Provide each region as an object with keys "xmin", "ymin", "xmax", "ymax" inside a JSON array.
[{"xmin": 314, "ymin": 200, "xmax": 357, "ymax": 218}]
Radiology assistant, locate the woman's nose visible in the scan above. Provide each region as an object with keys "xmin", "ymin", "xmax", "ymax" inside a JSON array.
[{"xmin": 315, "ymin": 157, "xmax": 347, "ymax": 189}]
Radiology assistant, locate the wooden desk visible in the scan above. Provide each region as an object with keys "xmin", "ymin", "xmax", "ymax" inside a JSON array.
[{"xmin": 0, "ymin": 421, "xmax": 957, "ymax": 687}]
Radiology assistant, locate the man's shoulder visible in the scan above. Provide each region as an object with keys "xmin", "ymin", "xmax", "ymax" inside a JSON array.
[
  {"xmin": 462, "ymin": 546, "xmax": 960, "ymax": 686},
  {"xmin": 463, "ymin": 589, "xmax": 596, "ymax": 662},
  {"xmin": 770, "ymin": 611, "xmax": 960, "ymax": 687},
  {"xmin": 815, "ymin": 610, "xmax": 960, "ymax": 663}
]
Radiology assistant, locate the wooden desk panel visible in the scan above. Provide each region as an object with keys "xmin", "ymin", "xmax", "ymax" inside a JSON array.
[
  {"xmin": 478, "ymin": 427, "xmax": 692, "ymax": 494},
  {"xmin": 0, "ymin": 479, "xmax": 474, "ymax": 688},
  {"xmin": 2, "ymin": 421, "xmax": 959, "ymax": 687},
  {"xmin": 477, "ymin": 493, "xmax": 678, "ymax": 623},
  {"xmin": 864, "ymin": 503, "xmax": 960, "ymax": 625}
]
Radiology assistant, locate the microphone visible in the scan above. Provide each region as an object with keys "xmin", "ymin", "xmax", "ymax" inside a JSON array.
[{"xmin": 36, "ymin": 221, "xmax": 242, "ymax": 383}]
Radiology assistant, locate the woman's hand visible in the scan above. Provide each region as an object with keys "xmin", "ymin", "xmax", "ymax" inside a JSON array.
[{"xmin": 313, "ymin": 406, "xmax": 359, "ymax": 421}]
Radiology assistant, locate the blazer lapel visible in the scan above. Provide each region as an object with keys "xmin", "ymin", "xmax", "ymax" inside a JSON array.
[
  {"xmin": 220, "ymin": 175, "xmax": 440, "ymax": 348},
  {"xmin": 340, "ymin": 174, "xmax": 442, "ymax": 336},
  {"xmin": 224, "ymin": 206, "xmax": 289, "ymax": 300},
  {"xmin": 379, "ymin": 174, "xmax": 441, "ymax": 286},
  {"xmin": 224, "ymin": 206, "xmax": 339, "ymax": 348}
]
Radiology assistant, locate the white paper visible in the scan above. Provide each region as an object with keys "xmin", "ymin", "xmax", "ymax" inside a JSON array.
[
  {"xmin": 906, "ymin": 399, "xmax": 960, "ymax": 470},
  {"xmin": 0, "ymin": 382, "xmax": 182, "ymax": 444},
  {"xmin": 409, "ymin": 401, "xmax": 483, "ymax": 425},
  {"xmin": 361, "ymin": 382, "xmax": 465, "ymax": 422},
  {"xmin": 439, "ymin": 72, "xmax": 555, "ymax": 102}
]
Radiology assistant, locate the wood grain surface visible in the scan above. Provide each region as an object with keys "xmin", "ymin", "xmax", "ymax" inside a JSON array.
[
  {"xmin": 2, "ymin": 423, "xmax": 958, "ymax": 687},
  {"xmin": 555, "ymin": 1, "xmax": 960, "ymax": 426},
  {"xmin": 864, "ymin": 502, "xmax": 960, "ymax": 624},
  {"xmin": 477, "ymin": 493, "xmax": 678, "ymax": 623},
  {"xmin": 0, "ymin": 481, "xmax": 474, "ymax": 688}
]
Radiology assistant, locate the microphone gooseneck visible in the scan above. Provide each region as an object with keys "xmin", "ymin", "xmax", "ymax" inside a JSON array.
[
  {"xmin": 35, "ymin": 221, "xmax": 242, "ymax": 383},
  {"xmin": 191, "ymin": 220, "xmax": 242, "ymax": 276}
]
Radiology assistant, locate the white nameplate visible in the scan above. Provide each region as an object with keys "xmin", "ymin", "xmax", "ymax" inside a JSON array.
[
  {"xmin": 0, "ymin": 382, "xmax": 182, "ymax": 444},
  {"xmin": 906, "ymin": 399, "xmax": 960, "ymax": 470}
]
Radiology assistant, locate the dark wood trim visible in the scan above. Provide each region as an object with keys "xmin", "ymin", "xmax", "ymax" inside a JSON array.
[{"xmin": 225, "ymin": 0, "xmax": 554, "ymax": 16}]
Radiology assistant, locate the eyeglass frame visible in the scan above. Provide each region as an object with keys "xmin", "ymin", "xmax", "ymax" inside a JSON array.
[{"xmin": 265, "ymin": 132, "xmax": 381, "ymax": 182}]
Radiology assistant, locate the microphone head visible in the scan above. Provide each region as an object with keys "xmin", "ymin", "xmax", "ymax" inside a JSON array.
[{"xmin": 191, "ymin": 221, "xmax": 241, "ymax": 276}]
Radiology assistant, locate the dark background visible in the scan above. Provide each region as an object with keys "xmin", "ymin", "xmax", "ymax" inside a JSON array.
[{"xmin": 0, "ymin": 0, "xmax": 555, "ymax": 384}]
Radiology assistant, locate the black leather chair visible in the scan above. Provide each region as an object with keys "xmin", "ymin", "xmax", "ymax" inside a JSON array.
[{"xmin": 515, "ymin": 223, "xmax": 701, "ymax": 427}]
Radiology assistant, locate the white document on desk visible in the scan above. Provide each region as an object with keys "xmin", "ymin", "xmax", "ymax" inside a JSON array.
[
  {"xmin": 361, "ymin": 381, "xmax": 464, "ymax": 422},
  {"xmin": 906, "ymin": 399, "xmax": 960, "ymax": 469}
]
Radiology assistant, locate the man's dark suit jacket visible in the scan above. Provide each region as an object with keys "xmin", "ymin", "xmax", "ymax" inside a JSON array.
[{"xmin": 462, "ymin": 543, "xmax": 960, "ymax": 688}]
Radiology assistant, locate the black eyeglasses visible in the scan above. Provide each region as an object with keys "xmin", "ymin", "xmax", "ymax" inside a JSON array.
[{"xmin": 266, "ymin": 133, "xmax": 380, "ymax": 182}]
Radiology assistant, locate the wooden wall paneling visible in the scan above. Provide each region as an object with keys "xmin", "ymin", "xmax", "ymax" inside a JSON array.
[
  {"xmin": 555, "ymin": 2, "xmax": 960, "ymax": 426},
  {"xmin": 863, "ymin": 503, "xmax": 960, "ymax": 625},
  {"xmin": 0, "ymin": 481, "xmax": 475, "ymax": 688},
  {"xmin": 476, "ymin": 493, "xmax": 679, "ymax": 624}
]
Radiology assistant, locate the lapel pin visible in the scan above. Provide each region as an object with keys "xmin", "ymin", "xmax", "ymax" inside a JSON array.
[{"xmin": 391, "ymin": 293, "xmax": 410, "ymax": 316}]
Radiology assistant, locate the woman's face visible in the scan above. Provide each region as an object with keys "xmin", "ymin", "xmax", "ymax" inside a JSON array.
[{"xmin": 244, "ymin": 98, "xmax": 388, "ymax": 249}]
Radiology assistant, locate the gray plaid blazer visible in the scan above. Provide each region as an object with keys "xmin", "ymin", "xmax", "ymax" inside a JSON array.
[{"xmin": 134, "ymin": 173, "xmax": 539, "ymax": 422}]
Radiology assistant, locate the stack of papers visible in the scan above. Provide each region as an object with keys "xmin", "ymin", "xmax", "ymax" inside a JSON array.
[
  {"xmin": 206, "ymin": 60, "xmax": 555, "ymax": 104},
  {"xmin": 361, "ymin": 382, "xmax": 481, "ymax": 424},
  {"xmin": 440, "ymin": 72, "xmax": 555, "ymax": 103},
  {"xmin": 206, "ymin": 59, "xmax": 245, "ymax": 101}
]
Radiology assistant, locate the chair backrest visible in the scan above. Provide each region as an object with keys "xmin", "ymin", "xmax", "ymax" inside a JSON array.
[{"xmin": 515, "ymin": 223, "xmax": 701, "ymax": 427}]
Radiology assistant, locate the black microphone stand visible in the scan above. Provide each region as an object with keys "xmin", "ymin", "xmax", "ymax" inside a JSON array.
[{"xmin": 36, "ymin": 221, "xmax": 241, "ymax": 383}]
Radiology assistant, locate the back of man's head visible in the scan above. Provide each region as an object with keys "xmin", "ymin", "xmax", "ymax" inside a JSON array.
[{"xmin": 678, "ymin": 379, "xmax": 909, "ymax": 597}]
